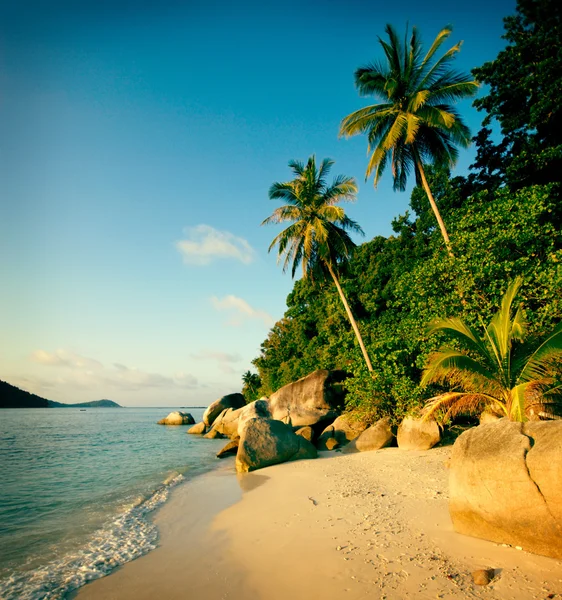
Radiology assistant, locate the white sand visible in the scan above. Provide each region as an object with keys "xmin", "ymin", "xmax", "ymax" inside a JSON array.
[{"xmin": 76, "ymin": 447, "xmax": 562, "ymax": 600}]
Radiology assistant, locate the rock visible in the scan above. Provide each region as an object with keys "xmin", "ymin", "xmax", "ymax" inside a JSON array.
[
  {"xmin": 203, "ymin": 393, "xmax": 246, "ymax": 427},
  {"xmin": 397, "ymin": 416, "xmax": 441, "ymax": 450},
  {"xmin": 344, "ymin": 417, "xmax": 394, "ymax": 453},
  {"xmin": 294, "ymin": 426, "xmax": 314, "ymax": 443},
  {"xmin": 187, "ymin": 421, "xmax": 206, "ymax": 435},
  {"xmin": 203, "ymin": 428, "xmax": 224, "ymax": 440},
  {"xmin": 217, "ymin": 438, "xmax": 239, "ymax": 458},
  {"xmin": 449, "ymin": 420, "xmax": 562, "ymax": 559},
  {"xmin": 268, "ymin": 370, "xmax": 348, "ymax": 428},
  {"xmin": 157, "ymin": 411, "xmax": 195, "ymax": 425},
  {"xmin": 211, "ymin": 407, "xmax": 243, "ymax": 439},
  {"xmin": 324, "ymin": 437, "xmax": 339, "ymax": 450},
  {"xmin": 317, "ymin": 413, "xmax": 369, "ymax": 450},
  {"xmin": 479, "ymin": 411, "xmax": 503, "ymax": 424},
  {"xmin": 236, "ymin": 417, "xmax": 317, "ymax": 473},
  {"xmin": 237, "ymin": 399, "xmax": 271, "ymax": 435},
  {"xmin": 472, "ymin": 569, "xmax": 494, "ymax": 586}
]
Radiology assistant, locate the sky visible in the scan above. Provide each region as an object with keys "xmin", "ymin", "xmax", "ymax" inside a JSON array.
[{"xmin": 0, "ymin": 0, "xmax": 516, "ymax": 407}]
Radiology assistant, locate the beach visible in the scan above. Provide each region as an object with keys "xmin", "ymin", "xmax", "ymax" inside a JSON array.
[{"xmin": 76, "ymin": 447, "xmax": 562, "ymax": 600}]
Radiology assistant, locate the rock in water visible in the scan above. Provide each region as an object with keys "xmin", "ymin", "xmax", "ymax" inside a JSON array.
[
  {"xmin": 187, "ymin": 422, "xmax": 206, "ymax": 435},
  {"xmin": 217, "ymin": 439, "xmax": 239, "ymax": 458},
  {"xmin": 203, "ymin": 428, "xmax": 224, "ymax": 439},
  {"xmin": 268, "ymin": 370, "xmax": 347, "ymax": 428},
  {"xmin": 472, "ymin": 569, "xmax": 494, "ymax": 586},
  {"xmin": 344, "ymin": 417, "xmax": 394, "ymax": 453},
  {"xmin": 397, "ymin": 416, "xmax": 440, "ymax": 450},
  {"xmin": 317, "ymin": 413, "xmax": 369, "ymax": 450},
  {"xmin": 449, "ymin": 420, "xmax": 562, "ymax": 559},
  {"xmin": 236, "ymin": 418, "xmax": 317, "ymax": 473},
  {"xmin": 157, "ymin": 411, "xmax": 195, "ymax": 425}
]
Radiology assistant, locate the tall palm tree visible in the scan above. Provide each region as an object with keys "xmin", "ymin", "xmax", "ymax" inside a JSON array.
[
  {"xmin": 263, "ymin": 156, "xmax": 374, "ymax": 372},
  {"xmin": 421, "ymin": 278, "xmax": 562, "ymax": 422},
  {"xmin": 340, "ymin": 24, "xmax": 478, "ymax": 258}
]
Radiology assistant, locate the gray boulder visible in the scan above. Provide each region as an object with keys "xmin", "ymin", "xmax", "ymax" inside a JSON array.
[
  {"xmin": 236, "ymin": 417, "xmax": 318, "ymax": 473},
  {"xmin": 202, "ymin": 393, "xmax": 246, "ymax": 427},
  {"xmin": 317, "ymin": 413, "xmax": 369, "ymax": 450},
  {"xmin": 397, "ymin": 416, "xmax": 441, "ymax": 450},
  {"xmin": 449, "ymin": 420, "xmax": 562, "ymax": 559},
  {"xmin": 268, "ymin": 370, "xmax": 347, "ymax": 428},
  {"xmin": 344, "ymin": 417, "xmax": 394, "ymax": 453},
  {"xmin": 157, "ymin": 411, "xmax": 195, "ymax": 425},
  {"xmin": 187, "ymin": 421, "xmax": 206, "ymax": 435},
  {"xmin": 237, "ymin": 399, "xmax": 271, "ymax": 435}
]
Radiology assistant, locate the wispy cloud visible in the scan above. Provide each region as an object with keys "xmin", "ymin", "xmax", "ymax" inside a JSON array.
[
  {"xmin": 176, "ymin": 225, "xmax": 255, "ymax": 265},
  {"xmin": 210, "ymin": 295, "xmax": 274, "ymax": 327},
  {"xmin": 190, "ymin": 349, "xmax": 243, "ymax": 375},
  {"xmin": 29, "ymin": 350, "xmax": 198, "ymax": 392}
]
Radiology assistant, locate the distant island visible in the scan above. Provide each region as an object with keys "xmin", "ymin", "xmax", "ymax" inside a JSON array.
[{"xmin": 0, "ymin": 380, "xmax": 122, "ymax": 409}]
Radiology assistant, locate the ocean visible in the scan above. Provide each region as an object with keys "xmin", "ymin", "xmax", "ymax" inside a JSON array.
[{"xmin": 0, "ymin": 407, "xmax": 227, "ymax": 600}]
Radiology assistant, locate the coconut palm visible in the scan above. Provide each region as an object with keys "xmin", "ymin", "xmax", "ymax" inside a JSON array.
[
  {"xmin": 340, "ymin": 24, "xmax": 478, "ymax": 258},
  {"xmin": 421, "ymin": 278, "xmax": 562, "ymax": 422},
  {"xmin": 242, "ymin": 370, "xmax": 261, "ymax": 401},
  {"xmin": 263, "ymin": 156, "xmax": 374, "ymax": 372}
]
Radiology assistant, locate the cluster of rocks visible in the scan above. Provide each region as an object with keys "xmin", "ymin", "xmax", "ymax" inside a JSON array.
[
  {"xmin": 157, "ymin": 370, "xmax": 562, "ymax": 561},
  {"xmin": 158, "ymin": 370, "xmax": 443, "ymax": 473}
]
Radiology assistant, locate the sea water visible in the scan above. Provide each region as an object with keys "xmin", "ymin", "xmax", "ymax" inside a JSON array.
[{"xmin": 0, "ymin": 407, "xmax": 227, "ymax": 599}]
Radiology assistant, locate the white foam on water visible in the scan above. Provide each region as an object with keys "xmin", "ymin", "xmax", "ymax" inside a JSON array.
[{"xmin": 0, "ymin": 472, "xmax": 185, "ymax": 600}]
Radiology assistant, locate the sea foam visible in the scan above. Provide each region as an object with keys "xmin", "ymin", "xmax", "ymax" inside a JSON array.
[{"xmin": 0, "ymin": 472, "xmax": 184, "ymax": 600}]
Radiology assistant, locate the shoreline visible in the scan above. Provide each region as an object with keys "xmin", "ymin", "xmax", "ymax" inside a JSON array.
[{"xmin": 76, "ymin": 447, "xmax": 562, "ymax": 600}]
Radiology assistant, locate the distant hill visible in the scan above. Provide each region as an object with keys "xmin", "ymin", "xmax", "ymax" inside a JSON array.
[
  {"xmin": 48, "ymin": 399, "xmax": 122, "ymax": 408},
  {"xmin": 0, "ymin": 381, "xmax": 122, "ymax": 408},
  {"xmin": 0, "ymin": 380, "xmax": 49, "ymax": 408}
]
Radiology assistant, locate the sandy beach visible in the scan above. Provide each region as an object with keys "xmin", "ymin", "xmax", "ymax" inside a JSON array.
[{"xmin": 76, "ymin": 447, "xmax": 562, "ymax": 600}]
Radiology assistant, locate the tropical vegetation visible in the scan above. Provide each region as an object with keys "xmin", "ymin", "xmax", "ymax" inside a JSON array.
[
  {"xmin": 263, "ymin": 156, "xmax": 373, "ymax": 372},
  {"xmin": 421, "ymin": 279, "xmax": 562, "ymax": 422},
  {"xmin": 339, "ymin": 24, "xmax": 478, "ymax": 257},
  {"xmin": 250, "ymin": 0, "xmax": 562, "ymax": 426}
]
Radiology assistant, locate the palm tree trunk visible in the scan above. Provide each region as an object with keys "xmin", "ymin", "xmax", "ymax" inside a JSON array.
[
  {"xmin": 326, "ymin": 263, "xmax": 374, "ymax": 372},
  {"xmin": 415, "ymin": 157, "xmax": 455, "ymax": 259}
]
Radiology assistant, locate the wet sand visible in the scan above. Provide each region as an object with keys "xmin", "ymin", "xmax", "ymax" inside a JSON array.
[{"xmin": 76, "ymin": 447, "xmax": 562, "ymax": 600}]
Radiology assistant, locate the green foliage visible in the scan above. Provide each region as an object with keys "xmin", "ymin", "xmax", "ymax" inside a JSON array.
[
  {"xmin": 471, "ymin": 0, "xmax": 562, "ymax": 190},
  {"xmin": 241, "ymin": 371, "xmax": 261, "ymax": 403},
  {"xmin": 421, "ymin": 279, "xmax": 562, "ymax": 422}
]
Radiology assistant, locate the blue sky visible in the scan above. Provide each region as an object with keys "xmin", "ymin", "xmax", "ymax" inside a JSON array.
[{"xmin": 0, "ymin": 0, "xmax": 515, "ymax": 406}]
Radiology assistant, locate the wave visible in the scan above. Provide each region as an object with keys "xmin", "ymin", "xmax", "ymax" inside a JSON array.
[{"xmin": 0, "ymin": 472, "xmax": 185, "ymax": 600}]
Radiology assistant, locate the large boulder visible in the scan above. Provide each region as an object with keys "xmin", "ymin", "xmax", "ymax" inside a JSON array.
[
  {"xmin": 344, "ymin": 417, "xmax": 394, "ymax": 453},
  {"xmin": 449, "ymin": 420, "xmax": 562, "ymax": 559},
  {"xmin": 217, "ymin": 438, "xmax": 239, "ymax": 459},
  {"xmin": 157, "ymin": 411, "xmax": 195, "ymax": 425},
  {"xmin": 317, "ymin": 413, "xmax": 369, "ymax": 450},
  {"xmin": 236, "ymin": 417, "xmax": 318, "ymax": 473},
  {"xmin": 187, "ymin": 421, "xmax": 206, "ymax": 435},
  {"xmin": 268, "ymin": 370, "xmax": 347, "ymax": 428},
  {"xmin": 237, "ymin": 399, "xmax": 271, "ymax": 435},
  {"xmin": 397, "ymin": 416, "xmax": 441, "ymax": 450},
  {"xmin": 210, "ymin": 407, "xmax": 244, "ymax": 438},
  {"xmin": 202, "ymin": 393, "xmax": 246, "ymax": 427}
]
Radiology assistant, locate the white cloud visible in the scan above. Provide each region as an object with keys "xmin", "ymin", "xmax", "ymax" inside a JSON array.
[
  {"xmin": 190, "ymin": 350, "xmax": 243, "ymax": 375},
  {"xmin": 28, "ymin": 350, "xmax": 198, "ymax": 393},
  {"xmin": 176, "ymin": 224, "xmax": 255, "ymax": 265},
  {"xmin": 210, "ymin": 295, "xmax": 274, "ymax": 327},
  {"xmin": 31, "ymin": 349, "xmax": 103, "ymax": 371}
]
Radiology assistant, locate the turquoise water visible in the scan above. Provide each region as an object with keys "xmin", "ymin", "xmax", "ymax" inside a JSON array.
[{"xmin": 0, "ymin": 407, "xmax": 227, "ymax": 599}]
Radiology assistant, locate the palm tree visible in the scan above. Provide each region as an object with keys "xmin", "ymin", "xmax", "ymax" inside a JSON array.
[
  {"xmin": 421, "ymin": 278, "xmax": 562, "ymax": 422},
  {"xmin": 263, "ymin": 156, "xmax": 374, "ymax": 372},
  {"xmin": 242, "ymin": 370, "xmax": 261, "ymax": 401},
  {"xmin": 340, "ymin": 24, "xmax": 478, "ymax": 258}
]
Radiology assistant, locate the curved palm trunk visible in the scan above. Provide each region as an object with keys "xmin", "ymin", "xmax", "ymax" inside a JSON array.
[
  {"xmin": 415, "ymin": 157, "xmax": 455, "ymax": 259},
  {"xmin": 326, "ymin": 263, "xmax": 374, "ymax": 372}
]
